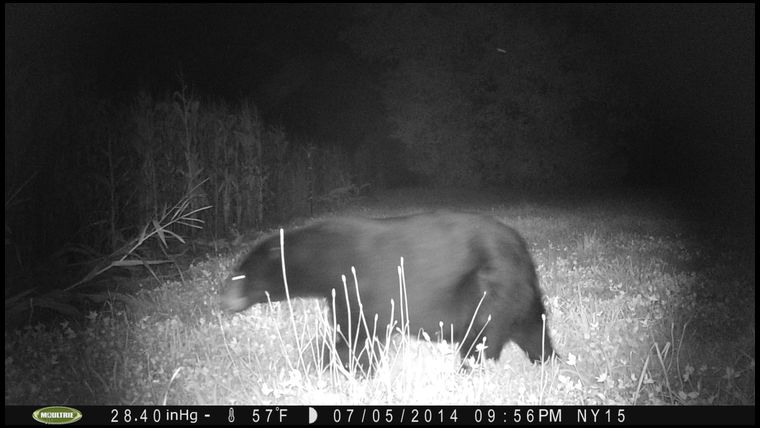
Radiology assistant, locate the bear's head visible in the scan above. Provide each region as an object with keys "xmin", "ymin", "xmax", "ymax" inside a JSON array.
[{"xmin": 221, "ymin": 233, "xmax": 284, "ymax": 312}]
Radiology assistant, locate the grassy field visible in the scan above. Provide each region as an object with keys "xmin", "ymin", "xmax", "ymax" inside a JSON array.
[{"xmin": 5, "ymin": 188, "xmax": 755, "ymax": 405}]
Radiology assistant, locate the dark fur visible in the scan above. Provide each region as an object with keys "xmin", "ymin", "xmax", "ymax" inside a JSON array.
[{"xmin": 221, "ymin": 211, "xmax": 555, "ymax": 369}]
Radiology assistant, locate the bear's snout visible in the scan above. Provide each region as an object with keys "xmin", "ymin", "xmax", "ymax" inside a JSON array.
[{"xmin": 220, "ymin": 276, "xmax": 250, "ymax": 312}]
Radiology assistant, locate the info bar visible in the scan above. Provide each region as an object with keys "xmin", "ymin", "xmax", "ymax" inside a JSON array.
[{"xmin": 6, "ymin": 405, "xmax": 754, "ymax": 426}]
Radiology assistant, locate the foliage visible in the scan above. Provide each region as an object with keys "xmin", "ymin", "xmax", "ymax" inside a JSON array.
[
  {"xmin": 5, "ymin": 84, "xmax": 363, "ymax": 280},
  {"xmin": 5, "ymin": 184, "xmax": 210, "ymax": 322}
]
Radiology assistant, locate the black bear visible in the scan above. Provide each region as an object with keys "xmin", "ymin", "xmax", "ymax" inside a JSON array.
[{"xmin": 221, "ymin": 211, "xmax": 554, "ymax": 370}]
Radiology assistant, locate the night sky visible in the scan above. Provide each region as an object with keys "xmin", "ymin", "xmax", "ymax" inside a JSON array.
[{"xmin": 5, "ymin": 4, "xmax": 755, "ymax": 262}]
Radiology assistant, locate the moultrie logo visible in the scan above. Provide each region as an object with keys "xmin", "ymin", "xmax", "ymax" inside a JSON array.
[{"xmin": 32, "ymin": 406, "xmax": 83, "ymax": 425}]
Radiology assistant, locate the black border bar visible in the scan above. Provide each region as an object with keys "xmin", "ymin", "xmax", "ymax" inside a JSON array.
[{"xmin": 6, "ymin": 405, "xmax": 755, "ymax": 426}]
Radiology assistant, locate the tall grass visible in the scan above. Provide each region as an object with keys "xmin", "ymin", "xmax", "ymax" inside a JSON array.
[
  {"xmin": 6, "ymin": 85, "xmax": 371, "ymax": 319},
  {"xmin": 7, "ymin": 86, "xmax": 366, "ymax": 288},
  {"xmin": 5, "ymin": 183, "xmax": 211, "ymax": 322}
]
